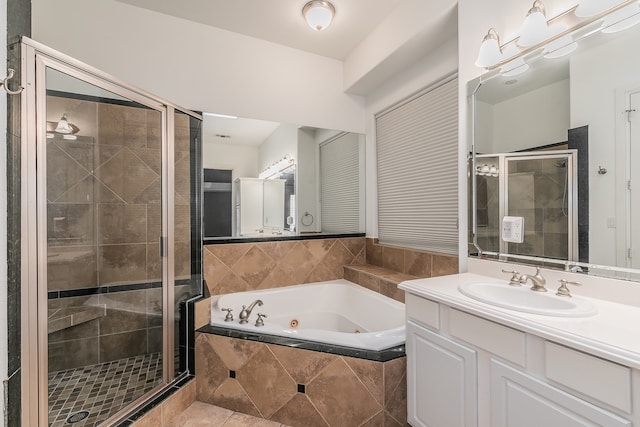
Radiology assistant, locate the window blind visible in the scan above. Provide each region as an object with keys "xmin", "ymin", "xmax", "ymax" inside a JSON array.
[
  {"xmin": 375, "ymin": 76, "xmax": 458, "ymax": 254},
  {"xmin": 320, "ymin": 133, "xmax": 362, "ymax": 233}
]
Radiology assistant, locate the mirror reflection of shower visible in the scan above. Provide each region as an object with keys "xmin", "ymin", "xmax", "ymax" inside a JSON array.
[{"xmin": 554, "ymin": 159, "xmax": 568, "ymax": 217}]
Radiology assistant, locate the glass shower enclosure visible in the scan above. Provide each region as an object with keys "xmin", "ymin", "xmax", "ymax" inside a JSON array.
[
  {"xmin": 474, "ymin": 150, "xmax": 578, "ymax": 261},
  {"xmin": 20, "ymin": 38, "xmax": 202, "ymax": 426}
]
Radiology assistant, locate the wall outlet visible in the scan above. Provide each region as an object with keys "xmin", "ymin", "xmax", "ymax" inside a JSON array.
[{"xmin": 502, "ymin": 216, "xmax": 524, "ymax": 243}]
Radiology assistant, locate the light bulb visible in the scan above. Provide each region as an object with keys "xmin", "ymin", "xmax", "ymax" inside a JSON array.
[{"xmin": 518, "ymin": 1, "xmax": 552, "ymax": 47}]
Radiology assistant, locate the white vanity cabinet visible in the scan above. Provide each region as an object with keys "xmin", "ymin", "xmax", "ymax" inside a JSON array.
[{"xmin": 404, "ymin": 292, "xmax": 637, "ymax": 427}]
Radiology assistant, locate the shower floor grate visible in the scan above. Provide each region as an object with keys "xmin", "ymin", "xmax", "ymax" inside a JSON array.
[{"xmin": 48, "ymin": 352, "xmax": 162, "ymax": 427}]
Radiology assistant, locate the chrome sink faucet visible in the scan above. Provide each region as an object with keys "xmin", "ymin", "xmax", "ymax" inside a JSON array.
[
  {"xmin": 519, "ymin": 267, "xmax": 547, "ymax": 292},
  {"xmin": 239, "ymin": 299, "xmax": 263, "ymax": 324}
]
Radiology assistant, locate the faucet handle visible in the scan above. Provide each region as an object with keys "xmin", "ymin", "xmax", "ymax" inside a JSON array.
[
  {"xmin": 255, "ymin": 313, "xmax": 267, "ymax": 327},
  {"xmin": 221, "ymin": 308, "xmax": 234, "ymax": 322},
  {"xmin": 556, "ymin": 279, "xmax": 582, "ymax": 297},
  {"xmin": 501, "ymin": 269, "xmax": 521, "ymax": 286}
]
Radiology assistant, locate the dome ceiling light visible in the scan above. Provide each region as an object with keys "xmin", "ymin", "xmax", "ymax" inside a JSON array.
[{"xmin": 302, "ymin": 1, "xmax": 336, "ymax": 32}]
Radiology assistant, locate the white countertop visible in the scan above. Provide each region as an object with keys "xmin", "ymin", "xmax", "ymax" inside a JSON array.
[{"xmin": 399, "ymin": 272, "xmax": 640, "ymax": 369}]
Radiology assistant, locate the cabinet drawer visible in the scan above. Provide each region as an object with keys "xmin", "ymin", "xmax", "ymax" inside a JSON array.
[
  {"xmin": 545, "ymin": 341, "xmax": 632, "ymax": 413},
  {"xmin": 406, "ymin": 293, "xmax": 440, "ymax": 330},
  {"xmin": 449, "ymin": 309, "xmax": 526, "ymax": 367}
]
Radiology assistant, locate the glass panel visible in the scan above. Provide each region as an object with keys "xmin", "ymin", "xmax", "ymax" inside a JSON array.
[
  {"xmin": 174, "ymin": 110, "xmax": 203, "ymax": 375},
  {"xmin": 474, "ymin": 156, "xmax": 500, "ymax": 253},
  {"xmin": 506, "ymin": 157, "xmax": 570, "ymax": 260},
  {"xmin": 45, "ymin": 67, "xmax": 164, "ymax": 425}
]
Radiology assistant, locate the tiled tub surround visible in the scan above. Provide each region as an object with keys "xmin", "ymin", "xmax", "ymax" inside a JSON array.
[
  {"xmin": 203, "ymin": 237, "xmax": 366, "ymax": 296},
  {"xmin": 196, "ymin": 332, "xmax": 407, "ymax": 427}
]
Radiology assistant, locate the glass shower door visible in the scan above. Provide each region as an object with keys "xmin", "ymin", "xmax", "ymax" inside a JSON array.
[{"xmin": 43, "ymin": 65, "xmax": 166, "ymax": 426}]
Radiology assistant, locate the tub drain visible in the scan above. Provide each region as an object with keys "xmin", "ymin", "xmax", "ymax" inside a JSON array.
[
  {"xmin": 289, "ymin": 319, "xmax": 299, "ymax": 328},
  {"xmin": 66, "ymin": 411, "xmax": 89, "ymax": 423}
]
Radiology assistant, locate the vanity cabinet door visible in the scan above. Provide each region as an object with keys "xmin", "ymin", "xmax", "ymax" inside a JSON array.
[
  {"xmin": 491, "ymin": 359, "xmax": 631, "ymax": 427},
  {"xmin": 407, "ymin": 320, "xmax": 478, "ymax": 427}
]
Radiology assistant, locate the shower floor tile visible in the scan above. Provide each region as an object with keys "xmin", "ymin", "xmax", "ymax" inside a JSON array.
[{"xmin": 48, "ymin": 352, "xmax": 162, "ymax": 427}]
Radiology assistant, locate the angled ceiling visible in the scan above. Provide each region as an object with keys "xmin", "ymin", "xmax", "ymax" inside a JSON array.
[{"xmin": 115, "ymin": 0, "xmax": 403, "ymax": 60}]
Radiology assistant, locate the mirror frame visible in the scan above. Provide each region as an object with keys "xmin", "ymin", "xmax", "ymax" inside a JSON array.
[{"xmin": 468, "ymin": 3, "xmax": 640, "ymax": 280}]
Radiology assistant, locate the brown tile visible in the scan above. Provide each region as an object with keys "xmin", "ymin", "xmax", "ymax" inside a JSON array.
[
  {"xmin": 209, "ymin": 335, "xmax": 263, "ymax": 372},
  {"xmin": 340, "ymin": 237, "xmax": 366, "ymax": 257},
  {"xmin": 55, "ymin": 175, "xmax": 122, "ymax": 204},
  {"xmin": 431, "ymin": 254, "xmax": 459, "ymax": 277},
  {"xmin": 48, "ymin": 337, "xmax": 99, "ymax": 372},
  {"xmin": 147, "ymin": 242, "xmax": 163, "ymax": 282},
  {"xmin": 164, "ymin": 401, "xmax": 232, "ymax": 427},
  {"xmin": 208, "ymin": 244, "xmax": 252, "ymax": 268},
  {"xmin": 47, "ymin": 246, "xmax": 97, "ymax": 291},
  {"xmin": 132, "ymin": 177, "xmax": 161, "ymax": 204},
  {"xmin": 210, "ymin": 379, "xmax": 261, "ymax": 418},
  {"xmin": 380, "ymin": 279, "xmax": 405, "ymax": 303},
  {"xmin": 47, "ymin": 143, "xmax": 90, "ymax": 202},
  {"xmin": 306, "ymin": 264, "xmax": 337, "ymax": 283},
  {"xmin": 175, "ymin": 240, "xmax": 192, "ymax": 278},
  {"xmin": 257, "ymin": 267, "xmax": 298, "ymax": 290},
  {"xmin": 99, "ymin": 307, "xmax": 146, "ymax": 335},
  {"xmin": 383, "ymin": 411, "xmax": 404, "ymax": 427},
  {"xmin": 132, "ymin": 147, "xmax": 161, "ymax": 175},
  {"xmin": 403, "ymin": 250, "xmax": 432, "ymax": 277},
  {"xmin": 147, "ymin": 203, "xmax": 161, "ymax": 244},
  {"xmin": 322, "ymin": 240, "xmax": 355, "ymax": 277},
  {"xmin": 352, "ymin": 248, "xmax": 367, "ymax": 265},
  {"xmin": 365, "ymin": 239, "xmax": 383, "ymax": 267},
  {"xmin": 161, "ymin": 379, "xmax": 196, "ymax": 424},
  {"xmin": 381, "ymin": 246, "xmax": 404, "ymax": 273},
  {"xmin": 203, "ymin": 248, "xmax": 233, "ymax": 294},
  {"xmin": 344, "ymin": 357, "xmax": 384, "ymax": 405},
  {"xmin": 383, "ymin": 357, "xmax": 406, "ymax": 405},
  {"xmin": 268, "ymin": 344, "xmax": 336, "ymax": 384},
  {"xmin": 307, "ymin": 358, "xmax": 382, "ymax": 427},
  {"xmin": 48, "ymin": 203, "xmax": 95, "ymax": 246},
  {"xmin": 257, "ymin": 241, "xmax": 297, "ymax": 262},
  {"xmin": 48, "ymin": 317, "xmax": 100, "ymax": 343},
  {"xmin": 214, "ymin": 270, "xmax": 252, "ymax": 295},
  {"xmin": 98, "ymin": 243, "xmax": 147, "ymax": 284},
  {"xmin": 94, "ymin": 147, "xmax": 159, "ymax": 203},
  {"xmin": 270, "ymin": 394, "xmax": 329, "ymax": 427},
  {"xmin": 360, "ymin": 411, "xmax": 384, "ymax": 427},
  {"xmin": 358, "ymin": 273, "xmax": 381, "ymax": 293},
  {"xmin": 232, "ymin": 246, "xmax": 276, "ymax": 288},
  {"xmin": 384, "ymin": 373, "xmax": 407, "ymax": 426},
  {"xmin": 278, "ymin": 242, "xmax": 317, "ymax": 283},
  {"xmin": 195, "ymin": 297, "xmax": 211, "ymax": 329},
  {"xmin": 303, "ymin": 239, "xmax": 335, "ymax": 261},
  {"xmin": 147, "ymin": 287, "xmax": 163, "ymax": 326},
  {"xmin": 350, "ymin": 264, "xmax": 392, "ymax": 276},
  {"xmin": 174, "ymin": 153, "xmax": 192, "ymax": 202},
  {"xmin": 223, "ymin": 412, "xmax": 281, "ymax": 427},
  {"xmin": 343, "ymin": 267, "xmax": 359, "ymax": 283},
  {"xmin": 99, "ymin": 329, "xmax": 147, "ymax": 362},
  {"xmin": 195, "ymin": 334, "xmax": 230, "ymax": 404},
  {"xmin": 175, "ymin": 203, "xmax": 192, "ymax": 243},
  {"xmin": 238, "ymin": 347, "xmax": 297, "ymax": 418}
]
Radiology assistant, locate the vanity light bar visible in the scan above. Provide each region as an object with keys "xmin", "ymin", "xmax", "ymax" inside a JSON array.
[{"xmin": 476, "ymin": 0, "xmax": 640, "ymax": 71}]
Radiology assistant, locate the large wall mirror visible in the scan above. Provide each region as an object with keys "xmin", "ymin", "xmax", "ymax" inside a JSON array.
[
  {"xmin": 470, "ymin": 6, "xmax": 640, "ymax": 281},
  {"xmin": 202, "ymin": 114, "xmax": 365, "ymax": 240}
]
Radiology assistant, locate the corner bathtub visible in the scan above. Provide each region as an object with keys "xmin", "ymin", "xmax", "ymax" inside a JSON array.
[{"xmin": 209, "ymin": 279, "xmax": 405, "ymax": 351}]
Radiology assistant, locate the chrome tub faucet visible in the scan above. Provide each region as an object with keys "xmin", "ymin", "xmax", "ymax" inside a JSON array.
[{"xmin": 239, "ymin": 299, "xmax": 263, "ymax": 324}]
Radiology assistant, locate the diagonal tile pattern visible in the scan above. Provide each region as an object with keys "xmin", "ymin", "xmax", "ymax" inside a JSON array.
[
  {"xmin": 195, "ymin": 332, "xmax": 407, "ymax": 427},
  {"xmin": 203, "ymin": 238, "xmax": 366, "ymax": 296}
]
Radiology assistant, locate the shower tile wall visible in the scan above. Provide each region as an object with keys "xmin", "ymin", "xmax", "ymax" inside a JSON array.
[
  {"xmin": 202, "ymin": 237, "xmax": 366, "ymax": 296},
  {"xmin": 46, "ymin": 96, "xmax": 192, "ymax": 371}
]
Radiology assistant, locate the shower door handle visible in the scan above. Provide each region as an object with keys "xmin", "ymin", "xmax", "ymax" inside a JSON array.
[{"xmin": 159, "ymin": 236, "xmax": 165, "ymax": 257}]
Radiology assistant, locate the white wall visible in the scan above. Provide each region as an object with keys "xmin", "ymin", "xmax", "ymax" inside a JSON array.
[
  {"xmin": 0, "ymin": 0, "xmax": 6, "ymax": 422},
  {"xmin": 32, "ymin": 0, "xmax": 365, "ymax": 134},
  {"xmin": 570, "ymin": 31, "xmax": 640, "ymax": 267},
  {"xmin": 258, "ymin": 124, "xmax": 298, "ymax": 172},
  {"xmin": 202, "ymin": 141, "xmax": 259, "ymax": 179},
  {"xmin": 297, "ymin": 129, "xmax": 321, "ymax": 233},
  {"xmin": 489, "ymin": 79, "xmax": 570, "ymax": 153}
]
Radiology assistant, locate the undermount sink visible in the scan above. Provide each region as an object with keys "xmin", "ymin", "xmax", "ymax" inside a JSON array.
[{"xmin": 458, "ymin": 282, "xmax": 597, "ymax": 317}]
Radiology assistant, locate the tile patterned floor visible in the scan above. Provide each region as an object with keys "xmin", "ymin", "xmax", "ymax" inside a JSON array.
[
  {"xmin": 166, "ymin": 401, "xmax": 292, "ymax": 427},
  {"xmin": 48, "ymin": 352, "xmax": 162, "ymax": 427}
]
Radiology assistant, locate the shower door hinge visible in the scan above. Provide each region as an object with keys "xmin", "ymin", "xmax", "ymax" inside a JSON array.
[
  {"xmin": 629, "ymin": 180, "xmax": 633, "ymax": 190},
  {"xmin": 629, "ymin": 248, "xmax": 633, "ymax": 259},
  {"xmin": 625, "ymin": 109, "xmax": 636, "ymax": 122}
]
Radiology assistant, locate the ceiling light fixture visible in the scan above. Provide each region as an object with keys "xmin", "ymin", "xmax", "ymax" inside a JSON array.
[
  {"xmin": 54, "ymin": 113, "xmax": 79, "ymax": 134},
  {"xmin": 302, "ymin": 1, "xmax": 336, "ymax": 32},
  {"xmin": 601, "ymin": 2, "xmax": 640, "ymax": 33},
  {"xmin": 518, "ymin": 1, "xmax": 552, "ymax": 47}
]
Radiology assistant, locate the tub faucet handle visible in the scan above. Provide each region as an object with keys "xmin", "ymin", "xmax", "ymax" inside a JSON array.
[
  {"xmin": 501, "ymin": 269, "xmax": 521, "ymax": 286},
  {"xmin": 221, "ymin": 308, "xmax": 234, "ymax": 322},
  {"xmin": 255, "ymin": 313, "xmax": 267, "ymax": 327},
  {"xmin": 556, "ymin": 279, "xmax": 582, "ymax": 297}
]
